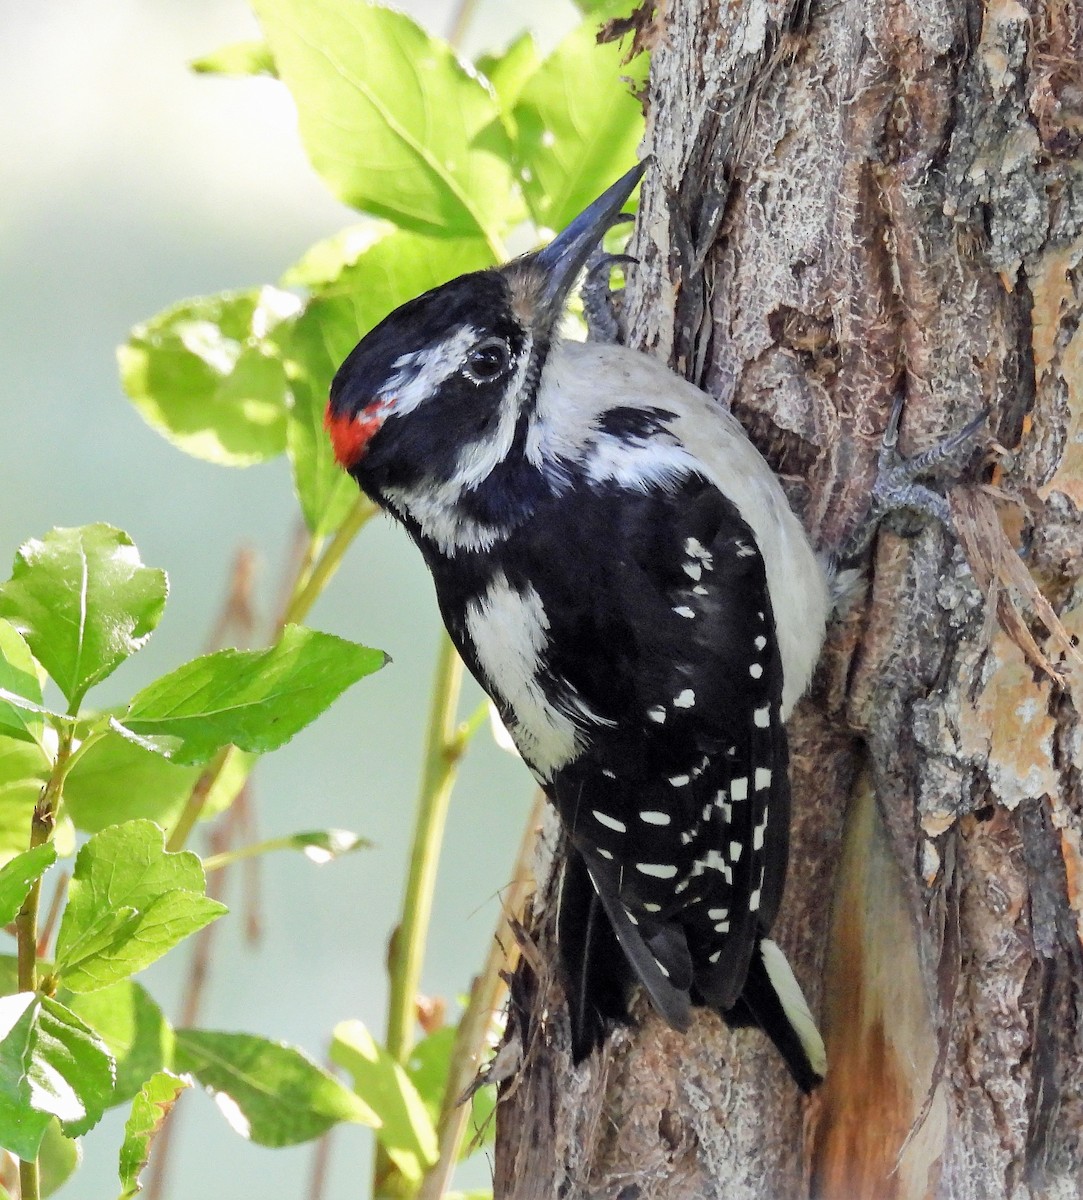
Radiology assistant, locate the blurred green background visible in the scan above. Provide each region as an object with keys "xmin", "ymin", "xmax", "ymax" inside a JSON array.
[{"xmin": 1, "ymin": 0, "xmax": 583, "ymax": 1194}]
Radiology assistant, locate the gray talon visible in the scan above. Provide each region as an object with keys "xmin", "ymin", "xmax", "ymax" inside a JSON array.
[
  {"xmin": 582, "ymin": 214, "xmax": 637, "ymax": 345},
  {"xmin": 842, "ymin": 396, "xmax": 989, "ymax": 563}
]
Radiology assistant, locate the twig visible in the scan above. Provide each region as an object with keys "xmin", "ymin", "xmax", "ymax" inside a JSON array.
[
  {"xmin": 446, "ymin": 0, "xmax": 480, "ymax": 47},
  {"xmin": 416, "ymin": 790, "xmax": 545, "ymax": 1200},
  {"xmin": 385, "ymin": 637, "xmax": 466, "ymax": 1065},
  {"xmin": 35, "ymin": 869, "xmax": 69, "ymax": 959},
  {"xmin": 145, "ymin": 799, "xmax": 246, "ymax": 1200}
]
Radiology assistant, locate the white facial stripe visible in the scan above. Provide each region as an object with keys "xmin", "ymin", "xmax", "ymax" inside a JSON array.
[{"xmin": 380, "ymin": 326, "xmax": 480, "ymax": 417}]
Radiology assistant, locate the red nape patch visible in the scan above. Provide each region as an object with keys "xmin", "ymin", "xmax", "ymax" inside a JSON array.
[{"xmin": 324, "ymin": 399, "xmax": 389, "ymax": 468}]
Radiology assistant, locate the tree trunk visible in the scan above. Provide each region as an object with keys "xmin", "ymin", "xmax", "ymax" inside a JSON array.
[{"xmin": 493, "ymin": 0, "xmax": 1083, "ymax": 1196}]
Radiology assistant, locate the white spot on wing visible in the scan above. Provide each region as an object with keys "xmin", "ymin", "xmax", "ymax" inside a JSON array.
[
  {"xmin": 673, "ymin": 606, "xmax": 695, "ymax": 619},
  {"xmin": 753, "ymin": 816, "xmax": 768, "ymax": 851},
  {"xmin": 674, "ymin": 689, "xmax": 695, "ymax": 708},
  {"xmin": 730, "ymin": 777, "xmax": 748, "ymax": 801},
  {"xmin": 749, "ymin": 888, "xmax": 762, "ymax": 911},
  {"xmin": 647, "ymin": 705, "xmax": 666, "ymax": 724},
  {"xmin": 640, "ymin": 811, "xmax": 670, "ymax": 825},
  {"xmin": 754, "ymin": 706, "xmax": 770, "ymax": 728},
  {"xmin": 593, "ymin": 810, "xmax": 625, "ymax": 833},
  {"xmin": 669, "ymin": 774, "xmax": 690, "ymax": 787},
  {"xmin": 750, "ymin": 663, "xmax": 763, "ymax": 678},
  {"xmin": 755, "ymin": 768, "xmax": 772, "ymax": 791},
  {"xmin": 637, "ymin": 862, "xmax": 677, "ymax": 879}
]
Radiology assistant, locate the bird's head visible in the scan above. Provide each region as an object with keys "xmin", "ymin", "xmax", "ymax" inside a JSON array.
[{"xmin": 325, "ymin": 163, "xmax": 644, "ymax": 534}]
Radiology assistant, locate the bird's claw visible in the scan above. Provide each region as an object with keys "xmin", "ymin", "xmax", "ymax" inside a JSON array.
[
  {"xmin": 842, "ymin": 395, "xmax": 989, "ymax": 563},
  {"xmin": 581, "ymin": 215, "xmax": 637, "ymax": 345}
]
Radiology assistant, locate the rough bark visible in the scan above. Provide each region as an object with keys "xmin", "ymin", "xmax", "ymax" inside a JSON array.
[{"xmin": 494, "ymin": 0, "xmax": 1083, "ymax": 1197}]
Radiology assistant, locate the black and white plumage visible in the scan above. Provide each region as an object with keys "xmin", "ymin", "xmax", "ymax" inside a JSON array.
[{"xmin": 326, "ymin": 165, "xmax": 830, "ymax": 1090}]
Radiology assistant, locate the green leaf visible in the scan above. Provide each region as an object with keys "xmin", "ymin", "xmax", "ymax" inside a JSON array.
[
  {"xmin": 66, "ymin": 981, "xmax": 174, "ymax": 1106},
  {"xmin": 251, "ymin": 0, "xmax": 516, "ymax": 243},
  {"xmin": 476, "ymin": 33, "xmax": 541, "ymax": 115},
  {"xmin": 175, "ymin": 1029, "xmax": 378, "ymax": 1146},
  {"xmin": 191, "ymin": 40, "xmax": 277, "ymax": 76},
  {"xmin": 0, "ymin": 845, "xmax": 56, "ymax": 928},
  {"xmin": 278, "ymin": 305, "xmax": 362, "ymax": 538},
  {"xmin": 0, "ymin": 993, "xmax": 115, "ymax": 1154},
  {"xmin": 0, "ymin": 739, "xmax": 51, "ymax": 866},
  {"xmin": 513, "ymin": 22, "xmax": 645, "ymax": 231},
  {"xmin": 0, "ymin": 621, "xmax": 46, "ymax": 747},
  {"xmin": 38, "ymin": 1118, "xmax": 81, "ymax": 1198},
  {"xmin": 54, "ymin": 821, "xmax": 226, "ymax": 993},
  {"xmin": 0, "ymin": 526, "xmax": 169, "ymax": 709},
  {"xmin": 112, "ymin": 625, "xmax": 386, "ymax": 766},
  {"xmin": 332, "ymin": 1020, "xmax": 437, "ymax": 1183},
  {"xmin": 278, "ymin": 229, "xmax": 494, "ymax": 535},
  {"xmin": 279, "ymin": 222, "xmax": 390, "ymax": 288},
  {"xmin": 117, "ymin": 1071, "xmax": 189, "ymax": 1199},
  {"xmin": 119, "ymin": 288, "xmax": 299, "ymax": 467},
  {"xmin": 63, "ymin": 733, "xmax": 201, "ymax": 834}
]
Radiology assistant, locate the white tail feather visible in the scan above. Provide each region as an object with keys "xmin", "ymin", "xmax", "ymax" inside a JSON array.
[{"xmin": 759, "ymin": 938, "xmax": 827, "ymax": 1079}]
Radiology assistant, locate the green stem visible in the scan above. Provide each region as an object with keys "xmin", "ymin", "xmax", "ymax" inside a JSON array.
[
  {"xmin": 376, "ymin": 636, "xmax": 476, "ymax": 1197},
  {"xmin": 165, "ymin": 746, "xmax": 230, "ymax": 853},
  {"xmin": 385, "ymin": 635, "xmax": 465, "ymax": 1064},
  {"xmin": 280, "ymin": 498, "xmax": 379, "ymax": 631},
  {"xmin": 165, "ymin": 497, "xmax": 380, "ymax": 854},
  {"xmin": 19, "ymin": 1156, "xmax": 39, "ymax": 1200},
  {"xmin": 201, "ymin": 833, "xmax": 364, "ymax": 873},
  {"xmin": 15, "ymin": 730, "xmax": 73, "ymax": 1200}
]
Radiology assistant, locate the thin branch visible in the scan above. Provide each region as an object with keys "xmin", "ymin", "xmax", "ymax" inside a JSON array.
[
  {"xmin": 446, "ymin": 0, "xmax": 481, "ymax": 48},
  {"xmin": 377, "ymin": 636, "xmax": 487, "ymax": 1196},
  {"xmin": 417, "ymin": 790, "xmax": 544, "ymax": 1200},
  {"xmin": 385, "ymin": 635, "xmax": 467, "ymax": 1065},
  {"xmin": 279, "ymin": 498, "xmax": 380, "ymax": 632}
]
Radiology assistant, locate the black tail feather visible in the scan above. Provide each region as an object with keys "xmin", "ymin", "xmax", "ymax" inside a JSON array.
[{"xmin": 556, "ymin": 851, "xmax": 634, "ymax": 1062}]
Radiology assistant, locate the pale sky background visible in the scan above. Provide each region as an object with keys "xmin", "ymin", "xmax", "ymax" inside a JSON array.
[{"xmin": 0, "ymin": 0, "xmax": 581, "ymax": 1195}]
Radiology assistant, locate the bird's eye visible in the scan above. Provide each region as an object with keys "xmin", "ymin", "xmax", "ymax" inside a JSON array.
[{"xmin": 463, "ymin": 337, "xmax": 510, "ymax": 384}]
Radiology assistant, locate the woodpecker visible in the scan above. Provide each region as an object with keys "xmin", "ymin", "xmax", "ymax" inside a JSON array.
[{"xmin": 326, "ymin": 163, "xmax": 830, "ymax": 1090}]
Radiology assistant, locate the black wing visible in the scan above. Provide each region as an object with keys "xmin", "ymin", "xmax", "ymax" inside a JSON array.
[{"xmin": 495, "ymin": 473, "xmax": 791, "ymax": 1027}]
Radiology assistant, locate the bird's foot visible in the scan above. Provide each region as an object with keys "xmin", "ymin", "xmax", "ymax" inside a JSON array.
[
  {"xmin": 581, "ymin": 214, "xmax": 636, "ymax": 345},
  {"xmin": 839, "ymin": 393, "xmax": 989, "ymax": 565}
]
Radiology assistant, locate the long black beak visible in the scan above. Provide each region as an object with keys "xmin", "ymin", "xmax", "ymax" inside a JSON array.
[{"xmin": 533, "ymin": 161, "xmax": 645, "ymax": 316}]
